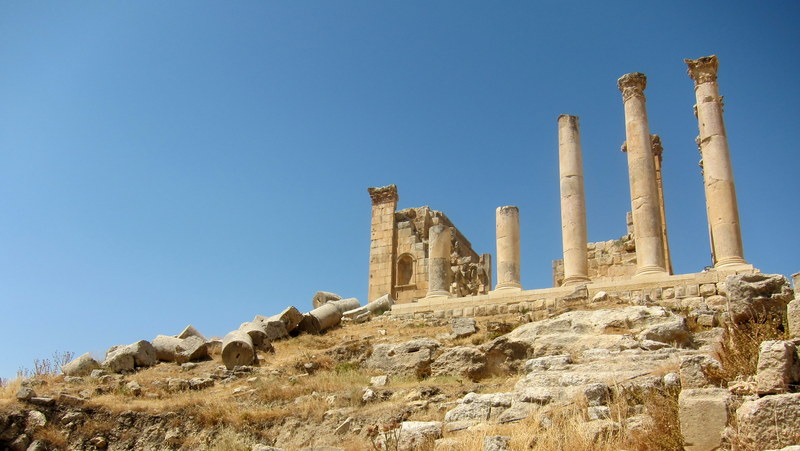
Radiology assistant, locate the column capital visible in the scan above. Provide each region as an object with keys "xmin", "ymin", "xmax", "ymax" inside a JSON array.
[
  {"xmin": 617, "ymin": 72, "xmax": 647, "ymax": 102},
  {"xmin": 685, "ymin": 55, "xmax": 718, "ymax": 85},
  {"xmin": 368, "ymin": 184, "xmax": 398, "ymax": 204},
  {"xmin": 651, "ymin": 134, "xmax": 663, "ymax": 157}
]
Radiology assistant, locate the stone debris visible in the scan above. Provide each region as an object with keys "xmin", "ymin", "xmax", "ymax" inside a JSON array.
[
  {"xmin": 450, "ymin": 317, "xmax": 477, "ymax": 338},
  {"xmin": 177, "ymin": 324, "xmax": 206, "ymax": 341},
  {"xmin": 102, "ymin": 340, "xmax": 157, "ymax": 373},
  {"xmin": 152, "ymin": 334, "xmax": 209, "ymax": 363},
  {"xmin": 61, "ymin": 353, "xmax": 101, "ymax": 376},
  {"xmin": 679, "ymin": 354, "xmax": 723, "ymax": 388},
  {"xmin": 221, "ymin": 330, "xmax": 255, "ymax": 370},
  {"xmin": 678, "ymin": 388, "xmax": 731, "ymax": 451},
  {"xmin": 483, "ymin": 435, "xmax": 510, "ymax": 451},
  {"xmin": 756, "ymin": 340, "xmax": 798, "ymax": 395},
  {"xmin": 311, "ymin": 291, "xmax": 342, "ymax": 309},
  {"xmin": 366, "ymin": 338, "xmax": 441, "ymax": 378},
  {"xmin": 396, "ymin": 421, "xmax": 442, "ymax": 451},
  {"xmin": 725, "ymin": 273, "xmax": 793, "ymax": 323},
  {"xmin": 735, "ymin": 393, "xmax": 800, "ymax": 450}
]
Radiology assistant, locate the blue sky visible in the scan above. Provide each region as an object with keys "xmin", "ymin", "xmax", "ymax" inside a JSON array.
[{"xmin": 1, "ymin": 2, "xmax": 798, "ymax": 379}]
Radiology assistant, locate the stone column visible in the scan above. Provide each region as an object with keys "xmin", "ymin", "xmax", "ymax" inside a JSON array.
[
  {"xmin": 685, "ymin": 55, "xmax": 748, "ymax": 268},
  {"xmin": 557, "ymin": 115, "xmax": 590, "ymax": 286},
  {"xmin": 495, "ymin": 206, "xmax": 522, "ymax": 289},
  {"xmin": 651, "ymin": 135, "xmax": 673, "ymax": 274},
  {"xmin": 618, "ymin": 73, "xmax": 667, "ymax": 276},
  {"xmin": 367, "ymin": 185, "xmax": 399, "ymax": 301},
  {"xmin": 427, "ymin": 224, "xmax": 451, "ymax": 297}
]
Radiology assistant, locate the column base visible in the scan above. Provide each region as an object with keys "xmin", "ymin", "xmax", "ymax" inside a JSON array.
[
  {"xmin": 494, "ymin": 282, "xmax": 522, "ymax": 290},
  {"xmin": 425, "ymin": 291, "xmax": 452, "ymax": 299},
  {"xmin": 714, "ymin": 256, "xmax": 750, "ymax": 269},
  {"xmin": 562, "ymin": 276, "xmax": 591, "ymax": 287},
  {"xmin": 634, "ymin": 265, "xmax": 669, "ymax": 278}
]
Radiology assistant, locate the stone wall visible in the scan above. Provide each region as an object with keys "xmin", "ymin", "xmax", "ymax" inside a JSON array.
[
  {"xmin": 368, "ymin": 185, "xmax": 490, "ymax": 304},
  {"xmin": 552, "ymin": 213, "xmax": 638, "ymax": 287}
]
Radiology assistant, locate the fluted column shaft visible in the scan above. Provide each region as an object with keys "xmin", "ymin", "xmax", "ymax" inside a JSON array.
[
  {"xmin": 685, "ymin": 55, "xmax": 747, "ymax": 268},
  {"xmin": 558, "ymin": 115, "xmax": 590, "ymax": 285},
  {"xmin": 495, "ymin": 206, "xmax": 522, "ymax": 289},
  {"xmin": 618, "ymin": 73, "xmax": 667, "ymax": 276},
  {"xmin": 427, "ymin": 224, "xmax": 451, "ymax": 297}
]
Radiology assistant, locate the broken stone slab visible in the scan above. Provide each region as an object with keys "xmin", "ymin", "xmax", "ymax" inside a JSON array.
[
  {"xmin": 430, "ymin": 346, "xmax": 487, "ymax": 381},
  {"xmin": 735, "ymin": 393, "xmax": 800, "ymax": 450},
  {"xmin": 483, "ymin": 435, "xmax": 510, "ymax": 451},
  {"xmin": 366, "ymin": 338, "xmax": 441, "ymax": 378},
  {"xmin": 726, "ymin": 273, "xmax": 794, "ymax": 323},
  {"xmin": 756, "ymin": 340, "xmax": 798, "ymax": 395},
  {"xmin": 177, "ymin": 324, "xmax": 206, "ymax": 341},
  {"xmin": 221, "ymin": 330, "xmax": 255, "ymax": 370},
  {"xmin": 370, "ymin": 375, "xmax": 389, "ymax": 387},
  {"xmin": 152, "ymin": 335, "xmax": 209, "ymax": 363},
  {"xmin": 678, "ymin": 388, "xmax": 731, "ymax": 451},
  {"xmin": 396, "ymin": 421, "xmax": 442, "ymax": 451},
  {"xmin": 451, "ymin": 317, "xmax": 477, "ymax": 339},
  {"xmin": 636, "ymin": 318, "xmax": 690, "ymax": 346},
  {"xmin": 103, "ymin": 340, "xmax": 157, "ymax": 373},
  {"xmin": 264, "ymin": 306, "xmax": 303, "ymax": 333},
  {"xmin": 61, "ymin": 353, "xmax": 100, "ymax": 377},
  {"xmin": 311, "ymin": 291, "xmax": 342, "ymax": 309},
  {"xmin": 444, "ymin": 392, "xmax": 514, "ymax": 423},
  {"xmin": 298, "ymin": 303, "xmax": 342, "ymax": 334},
  {"xmin": 239, "ymin": 322, "xmax": 273, "ymax": 352},
  {"xmin": 679, "ymin": 354, "xmax": 723, "ymax": 388},
  {"xmin": 788, "ymin": 299, "xmax": 800, "ymax": 338}
]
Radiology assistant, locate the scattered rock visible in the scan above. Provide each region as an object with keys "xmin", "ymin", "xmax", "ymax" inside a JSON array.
[
  {"xmin": 61, "ymin": 353, "xmax": 101, "ymax": 376},
  {"xmin": 736, "ymin": 393, "xmax": 800, "ymax": 450},
  {"xmin": 756, "ymin": 340, "xmax": 798, "ymax": 395},
  {"xmin": 679, "ymin": 354, "xmax": 723, "ymax": 388},
  {"xmin": 430, "ymin": 346, "xmax": 487, "ymax": 380},
  {"xmin": 726, "ymin": 273, "xmax": 793, "ymax": 323},
  {"xmin": 16, "ymin": 387, "xmax": 36, "ymax": 401},
  {"xmin": 483, "ymin": 435, "xmax": 510, "ymax": 451},
  {"xmin": 679, "ymin": 388, "xmax": 731, "ymax": 451},
  {"xmin": 451, "ymin": 317, "xmax": 477, "ymax": 338},
  {"xmin": 370, "ymin": 375, "xmax": 389, "ymax": 387},
  {"xmin": 366, "ymin": 338, "xmax": 441, "ymax": 378},
  {"xmin": 397, "ymin": 421, "xmax": 442, "ymax": 451}
]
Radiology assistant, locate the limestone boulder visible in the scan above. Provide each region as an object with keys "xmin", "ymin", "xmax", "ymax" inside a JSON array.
[
  {"xmin": 451, "ymin": 317, "xmax": 477, "ymax": 338},
  {"xmin": 679, "ymin": 354, "xmax": 723, "ymax": 388},
  {"xmin": 152, "ymin": 335, "xmax": 209, "ymax": 363},
  {"xmin": 366, "ymin": 339, "xmax": 441, "ymax": 378},
  {"xmin": 679, "ymin": 388, "xmax": 731, "ymax": 451},
  {"xmin": 265, "ymin": 306, "xmax": 303, "ymax": 333},
  {"xmin": 481, "ymin": 306, "xmax": 679, "ymax": 371},
  {"xmin": 787, "ymin": 299, "xmax": 800, "ymax": 338},
  {"xmin": 396, "ymin": 421, "xmax": 442, "ymax": 451},
  {"xmin": 637, "ymin": 318, "xmax": 690, "ymax": 346},
  {"xmin": 430, "ymin": 346, "xmax": 487, "ymax": 380},
  {"xmin": 61, "ymin": 353, "xmax": 100, "ymax": 376},
  {"xmin": 736, "ymin": 393, "xmax": 800, "ymax": 450},
  {"xmin": 756, "ymin": 340, "xmax": 798, "ymax": 395},
  {"xmin": 443, "ymin": 392, "xmax": 514, "ymax": 423},
  {"xmin": 103, "ymin": 340, "xmax": 156, "ymax": 373},
  {"xmin": 726, "ymin": 273, "xmax": 793, "ymax": 323}
]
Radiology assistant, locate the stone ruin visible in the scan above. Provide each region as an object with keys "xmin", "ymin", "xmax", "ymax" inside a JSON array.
[
  {"xmin": 382, "ymin": 55, "xmax": 756, "ymax": 321},
  {"xmin": 367, "ymin": 184, "xmax": 492, "ymax": 304}
]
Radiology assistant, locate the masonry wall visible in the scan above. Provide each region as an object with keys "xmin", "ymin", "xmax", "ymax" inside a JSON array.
[{"xmin": 552, "ymin": 213, "xmax": 638, "ymax": 287}]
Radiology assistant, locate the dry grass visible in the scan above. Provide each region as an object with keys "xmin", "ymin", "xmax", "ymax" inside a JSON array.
[{"xmin": 714, "ymin": 315, "xmax": 787, "ymax": 382}]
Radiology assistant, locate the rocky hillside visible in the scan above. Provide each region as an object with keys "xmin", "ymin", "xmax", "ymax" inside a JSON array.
[{"xmin": 1, "ymin": 273, "xmax": 798, "ymax": 450}]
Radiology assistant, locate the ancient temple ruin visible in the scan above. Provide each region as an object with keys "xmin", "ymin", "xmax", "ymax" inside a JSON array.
[
  {"xmin": 374, "ymin": 55, "xmax": 757, "ymax": 318},
  {"xmin": 367, "ymin": 185, "xmax": 492, "ymax": 304}
]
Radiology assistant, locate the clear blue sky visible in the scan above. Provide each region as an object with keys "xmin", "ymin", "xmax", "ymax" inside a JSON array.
[{"xmin": 1, "ymin": 2, "xmax": 798, "ymax": 379}]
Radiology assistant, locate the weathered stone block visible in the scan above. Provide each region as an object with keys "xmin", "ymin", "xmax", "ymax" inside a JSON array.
[
  {"xmin": 680, "ymin": 355, "xmax": 723, "ymax": 388},
  {"xmin": 756, "ymin": 340, "xmax": 797, "ymax": 395},
  {"xmin": 736, "ymin": 393, "xmax": 800, "ymax": 450},
  {"xmin": 678, "ymin": 388, "xmax": 731, "ymax": 451},
  {"xmin": 699, "ymin": 283, "xmax": 717, "ymax": 297},
  {"xmin": 788, "ymin": 299, "xmax": 800, "ymax": 338}
]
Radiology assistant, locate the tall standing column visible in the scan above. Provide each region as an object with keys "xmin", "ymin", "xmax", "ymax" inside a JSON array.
[
  {"xmin": 495, "ymin": 206, "xmax": 522, "ymax": 290},
  {"xmin": 618, "ymin": 73, "xmax": 667, "ymax": 276},
  {"xmin": 558, "ymin": 115, "xmax": 590, "ymax": 286},
  {"xmin": 426, "ymin": 224, "xmax": 451, "ymax": 297},
  {"xmin": 367, "ymin": 185, "xmax": 399, "ymax": 302},
  {"xmin": 651, "ymin": 135, "xmax": 673, "ymax": 274},
  {"xmin": 685, "ymin": 55, "xmax": 748, "ymax": 268}
]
